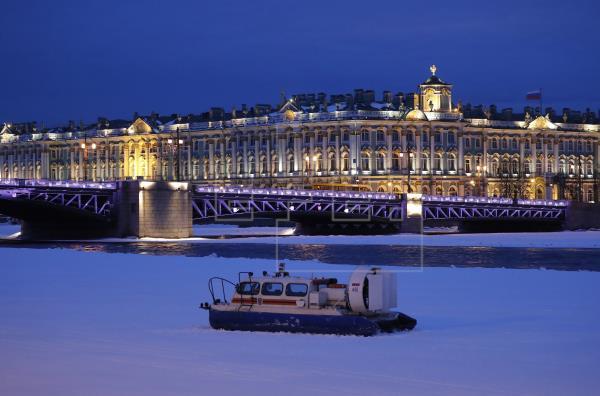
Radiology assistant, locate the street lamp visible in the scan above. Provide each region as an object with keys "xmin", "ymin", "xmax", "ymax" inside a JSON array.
[
  {"xmin": 399, "ymin": 149, "xmax": 414, "ymax": 193},
  {"xmin": 166, "ymin": 128, "xmax": 183, "ymax": 181}
]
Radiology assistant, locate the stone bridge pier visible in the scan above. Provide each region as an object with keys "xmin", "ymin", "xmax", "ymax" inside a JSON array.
[{"xmin": 115, "ymin": 180, "xmax": 193, "ymax": 239}]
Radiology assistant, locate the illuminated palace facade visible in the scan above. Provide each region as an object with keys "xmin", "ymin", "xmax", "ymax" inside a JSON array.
[{"xmin": 1, "ymin": 66, "xmax": 599, "ymax": 201}]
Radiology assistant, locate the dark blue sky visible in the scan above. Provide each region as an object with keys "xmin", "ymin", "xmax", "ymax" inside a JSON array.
[{"xmin": 1, "ymin": 0, "xmax": 599, "ymax": 126}]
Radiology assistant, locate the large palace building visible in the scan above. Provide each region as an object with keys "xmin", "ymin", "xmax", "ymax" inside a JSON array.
[{"xmin": 1, "ymin": 66, "xmax": 599, "ymax": 201}]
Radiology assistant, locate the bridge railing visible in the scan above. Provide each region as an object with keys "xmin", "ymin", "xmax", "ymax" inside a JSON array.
[
  {"xmin": 422, "ymin": 194, "xmax": 568, "ymax": 207},
  {"xmin": 194, "ymin": 185, "xmax": 398, "ymax": 201},
  {"xmin": 0, "ymin": 179, "xmax": 117, "ymax": 190}
]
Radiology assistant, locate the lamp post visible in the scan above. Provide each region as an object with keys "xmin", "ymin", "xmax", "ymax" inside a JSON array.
[
  {"xmin": 167, "ymin": 128, "xmax": 183, "ymax": 181},
  {"xmin": 400, "ymin": 147, "xmax": 414, "ymax": 193}
]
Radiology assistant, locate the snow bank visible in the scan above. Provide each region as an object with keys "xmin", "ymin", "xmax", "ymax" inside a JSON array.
[
  {"xmin": 100, "ymin": 230, "xmax": 600, "ymax": 249},
  {"xmin": 0, "ymin": 248, "xmax": 599, "ymax": 395}
]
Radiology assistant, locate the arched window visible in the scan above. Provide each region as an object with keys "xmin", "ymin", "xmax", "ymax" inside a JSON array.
[
  {"xmin": 536, "ymin": 159, "xmax": 542, "ymax": 174},
  {"xmin": 238, "ymin": 157, "xmax": 244, "ymax": 174},
  {"xmin": 568, "ymin": 160, "xmax": 575, "ymax": 175},
  {"xmin": 421, "ymin": 153, "xmax": 429, "ymax": 171},
  {"xmin": 421, "ymin": 186, "xmax": 430, "ymax": 195},
  {"xmin": 434, "ymin": 153, "xmax": 442, "ymax": 171},
  {"xmin": 314, "ymin": 153, "xmax": 322, "ymax": 172},
  {"xmin": 260, "ymin": 156, "xmax": 267, "ymax": 174},
  {"xmin": 559, "ymin": 159, "xmax": 566, "ymax": 174},
  {"xmin": 449, "ymin": 186, "xmax": 458, "ymax": 196},
  {"xmin": 587, "ymin": 189, "xmax": 594, "ymax": 203},
  {"xmin": 447, "ymin": 153, "xmax": 456, "ymax": 171},
  {"xmin": 376, "ymin": 152, "xmax": 385, "ymax": 171},
  {"xmin": 491, "ymin": 138, "xmax": 498, "ymax": 149},
  {"xmin": 329, "ymin": 153, "xmax": 336, "ymax": 171},
  {"xmin": 392, "ymin": 152, "xmax": 401, "ymax": 171},
  {"xmin": 587, "ymin": 160, "xmax": 594, "ymax": 175},
  {"xmin": 511, "ymin": 159, "xmax": 519, "ymax": 174},
  {"xmin": 377, "ymin": 186, "xmax": 385, "ymax": 192},
  {"xmin": 248, "ymin": 156, "xmax": 255, "ymax": 174},
  {"xmin": 271, "ymin": 155, "xmax": 278, "ymax": 174},
  {"xmin": 361, "ymin": 152, "xmax": 370, "ymax": 171},
  {"xmin": 435, "ymin": 186, "xmax": 443, "ymax": 196},
  {"xmin": 341, "ymin": 152, "xmax": 349, "ymax": 172},
  {"xmin": 288, "ymin": 155, "xmax": 294, "ymax": 172},
  {"xmin": 465, "ymin": 158, "xmax": 471, "ymax": 173}
]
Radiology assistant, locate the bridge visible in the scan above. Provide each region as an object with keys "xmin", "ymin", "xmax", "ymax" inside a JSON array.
[{"xmin": 0, "ymin": 178, "xmax": 594, "ymax": 239}]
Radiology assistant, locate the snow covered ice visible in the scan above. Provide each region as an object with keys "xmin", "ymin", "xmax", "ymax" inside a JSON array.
[{"xmin": 1, "ymin": 247, "xmax": 599, "ymax": 395}]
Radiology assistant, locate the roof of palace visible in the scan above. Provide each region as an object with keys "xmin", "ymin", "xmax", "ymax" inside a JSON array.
[{"xmin": 1, "ymin": 67, "xmax": 600, "ymax": 140}]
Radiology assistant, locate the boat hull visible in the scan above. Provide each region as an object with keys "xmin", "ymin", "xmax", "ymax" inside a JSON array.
[{"xmin": 209, "ymin": 309, "xmax": 416, "ymax": 336}]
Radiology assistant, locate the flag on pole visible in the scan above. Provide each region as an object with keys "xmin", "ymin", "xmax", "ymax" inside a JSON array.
[{"xmin": 526, "ymin": 90, "xmax": 542, "ymax": 101}]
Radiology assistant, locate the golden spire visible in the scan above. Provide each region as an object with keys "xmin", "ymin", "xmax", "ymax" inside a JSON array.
[{"xmin": 430, "ymin": 64, "xmax": 437, "ymax": 76}]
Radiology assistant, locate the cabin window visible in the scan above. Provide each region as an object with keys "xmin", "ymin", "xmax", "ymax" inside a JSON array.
[
  {"xmin": 285, "ymin": 283, "xmax": 308, "ymax": 297},
  {"xmin": 261, "ymin": 282, "xmax": 283, "ymax": 296},
  {"xmin": 237, "ymin": 282, "xmax": 260, "ymax": 295}
]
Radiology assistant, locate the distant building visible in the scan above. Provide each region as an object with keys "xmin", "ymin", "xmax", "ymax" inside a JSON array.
[{"xmin": 1, "ymin": 66, "xmax": 599, "ymax": 201}]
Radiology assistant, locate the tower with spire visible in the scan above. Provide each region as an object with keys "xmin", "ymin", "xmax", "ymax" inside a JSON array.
[{"xmin": 418, "ymin": 65, "xmax": 453, "ymax": 113}]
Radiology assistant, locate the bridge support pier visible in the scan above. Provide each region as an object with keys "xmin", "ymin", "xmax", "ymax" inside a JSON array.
[
  {"xmin": 115, "ymin": 180, "xmax": 192, "ymax": 238},
  {"xmin": 401, "ymin": 194, "xmax": 423, "ymax": 234}
]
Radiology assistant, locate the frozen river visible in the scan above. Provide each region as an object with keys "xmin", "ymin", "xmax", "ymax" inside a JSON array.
[{"xmin": 1, "ymin": 246, "xmax": 599, "ymax": 395}]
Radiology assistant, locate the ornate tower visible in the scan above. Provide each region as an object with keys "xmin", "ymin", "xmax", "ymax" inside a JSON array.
[{"xmin": 419, "ymin": 65, "xmax": 453, "ymax": 112}]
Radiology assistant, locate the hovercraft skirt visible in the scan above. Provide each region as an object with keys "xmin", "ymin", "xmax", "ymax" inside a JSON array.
[{"xmin": 209, "ymin": 310, "xmax": 416, "ymax": 336}]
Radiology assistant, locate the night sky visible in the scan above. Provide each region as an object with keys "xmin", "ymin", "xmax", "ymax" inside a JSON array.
[{"xmin": 1, "ymin": 0, "xmax": 599, "ymax": 126}]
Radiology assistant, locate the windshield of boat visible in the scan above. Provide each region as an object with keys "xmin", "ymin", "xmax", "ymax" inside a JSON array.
[{"xmin": 237, "ymin": 282, "xmax": 260, "ymax": 295}]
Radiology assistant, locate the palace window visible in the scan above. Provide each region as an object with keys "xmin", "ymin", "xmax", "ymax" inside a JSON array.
[
  {"xmin": 361, "ymin": 131, "xmax": 369, "ymax": 142},
  {"xmin": 474, "ymin": 138, "xmax": 481, "ymax": 149},
  {"xmin": 502, "ymin": 139, "xmax": 508, "ymax": 150},
  {"xmin": 421, "ymin": 132, "xmax": 428, "ymax": 145},
  {"xmin": 329, "ymin": 153, "xmax": 336, "ymax": 171},
  {"xmin": 587, "ymin": 160, "xmax": 594, "ymax": 175},
  {"xmin": 449, "ymin": 186, "xmax": 458, "ymax": 196},
  {"xmin": 317, "ymin": 134, "xmax": 323, "ymax": 143},
  {"xmin": 447, "ymin": 132, "xmax": 455, "ymax": 145},
  {"xmin": 434, "ymin": 153, "xmax": 442, "ymax": 171},
  {"xmin": 465, "ymin": 158, "xmax": 471, "ymax": 173},
  {"xmin": 559, "ymin": 159, "xmax": 566, "ymax": 174},
  {"xmin": 536, "ymin": 141, "xmax": 542, "ymax": 150},
  {"xmin": 342, "ymin": 132, "xmax": 349, "ymax": 142},
  {"xmin": 361, "ymin": 152, "xmax": 370, "ymax": 171},
  {"xmin": 447, "ymin": 153, "xmax": 456, "ymax": 171},
  {"xmin": 511, "ymin": 159, "xmax": 519, "ymax": 174},
  {"xmin": 376, "ymin": 131, "xmax": 385, "ymax": 142},
  {"xmin": 376, "ymin": 152, "xmax": 385, "ymax": 171},
  {"xmin": 406, "ymin": 132, "xmax": 414, "ymax": 144},
  {"xmin": 392, "ymin": 153, "xmax": 401, "ymax": 171},
  {"xmin": 314, "ymin": 153, "xmax": 322, "ymax": 172},
  {"xmin": 536, "ymin": 159, "xmax": 542, "ymax": 174},
  {"xmin": 525, "ymin": 141, "xmax": 530, "ymax": 150},
  {"xmin": 434, "ymin": 132, "xmax": 441, "ymax": 144},
  {"xmin": 568, "ymin": 160, "xmax": 575, "ymax": 175},
  {"xmin": 465, "ymin": 138, "xmax": 471, "ymax": 149},
  {"xmin": 420, "ymin": 153, "xmax": 428, "ymax": 171},
  {"xmin": 288, "ymin": 156, "xmax": 294, "ymax": 172},
  {"xmin": 329, "ymin": 133, "xmax": 336, "ymax": 143},
  {"xmin": 491, "ymin": 138, "xmax": 498, "ymax": 149},
  {"xmin": 501, "ymin": 159, "xmax": 509, "ymax": 174},
  {"xmin": 341, "ymin": 153, "xmax": 349, "ymax": 171},
  {"xmin": 260, "ymin": 157, "xmax": 267, "ymax": 174},
  {"xmin": 304, "ymin": 134, "xmax": 310, "ymax": 144},
  {"xmin": 393, "ymin": 131, "xmax": 400, "ymax": 142},
  {"xmin": 511, "ymin": 139, "xmax": 517, "ymax": 149}
]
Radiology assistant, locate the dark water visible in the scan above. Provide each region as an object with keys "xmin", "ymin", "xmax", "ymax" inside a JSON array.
[{"xmin": 1, "ymin": 239, "xmax": 600, "ymax": 272}]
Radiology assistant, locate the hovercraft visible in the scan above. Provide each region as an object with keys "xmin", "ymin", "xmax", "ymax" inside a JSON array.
[{"xmin": 200, "ymin": 264, "xmax": 416, "ymax": 336}]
